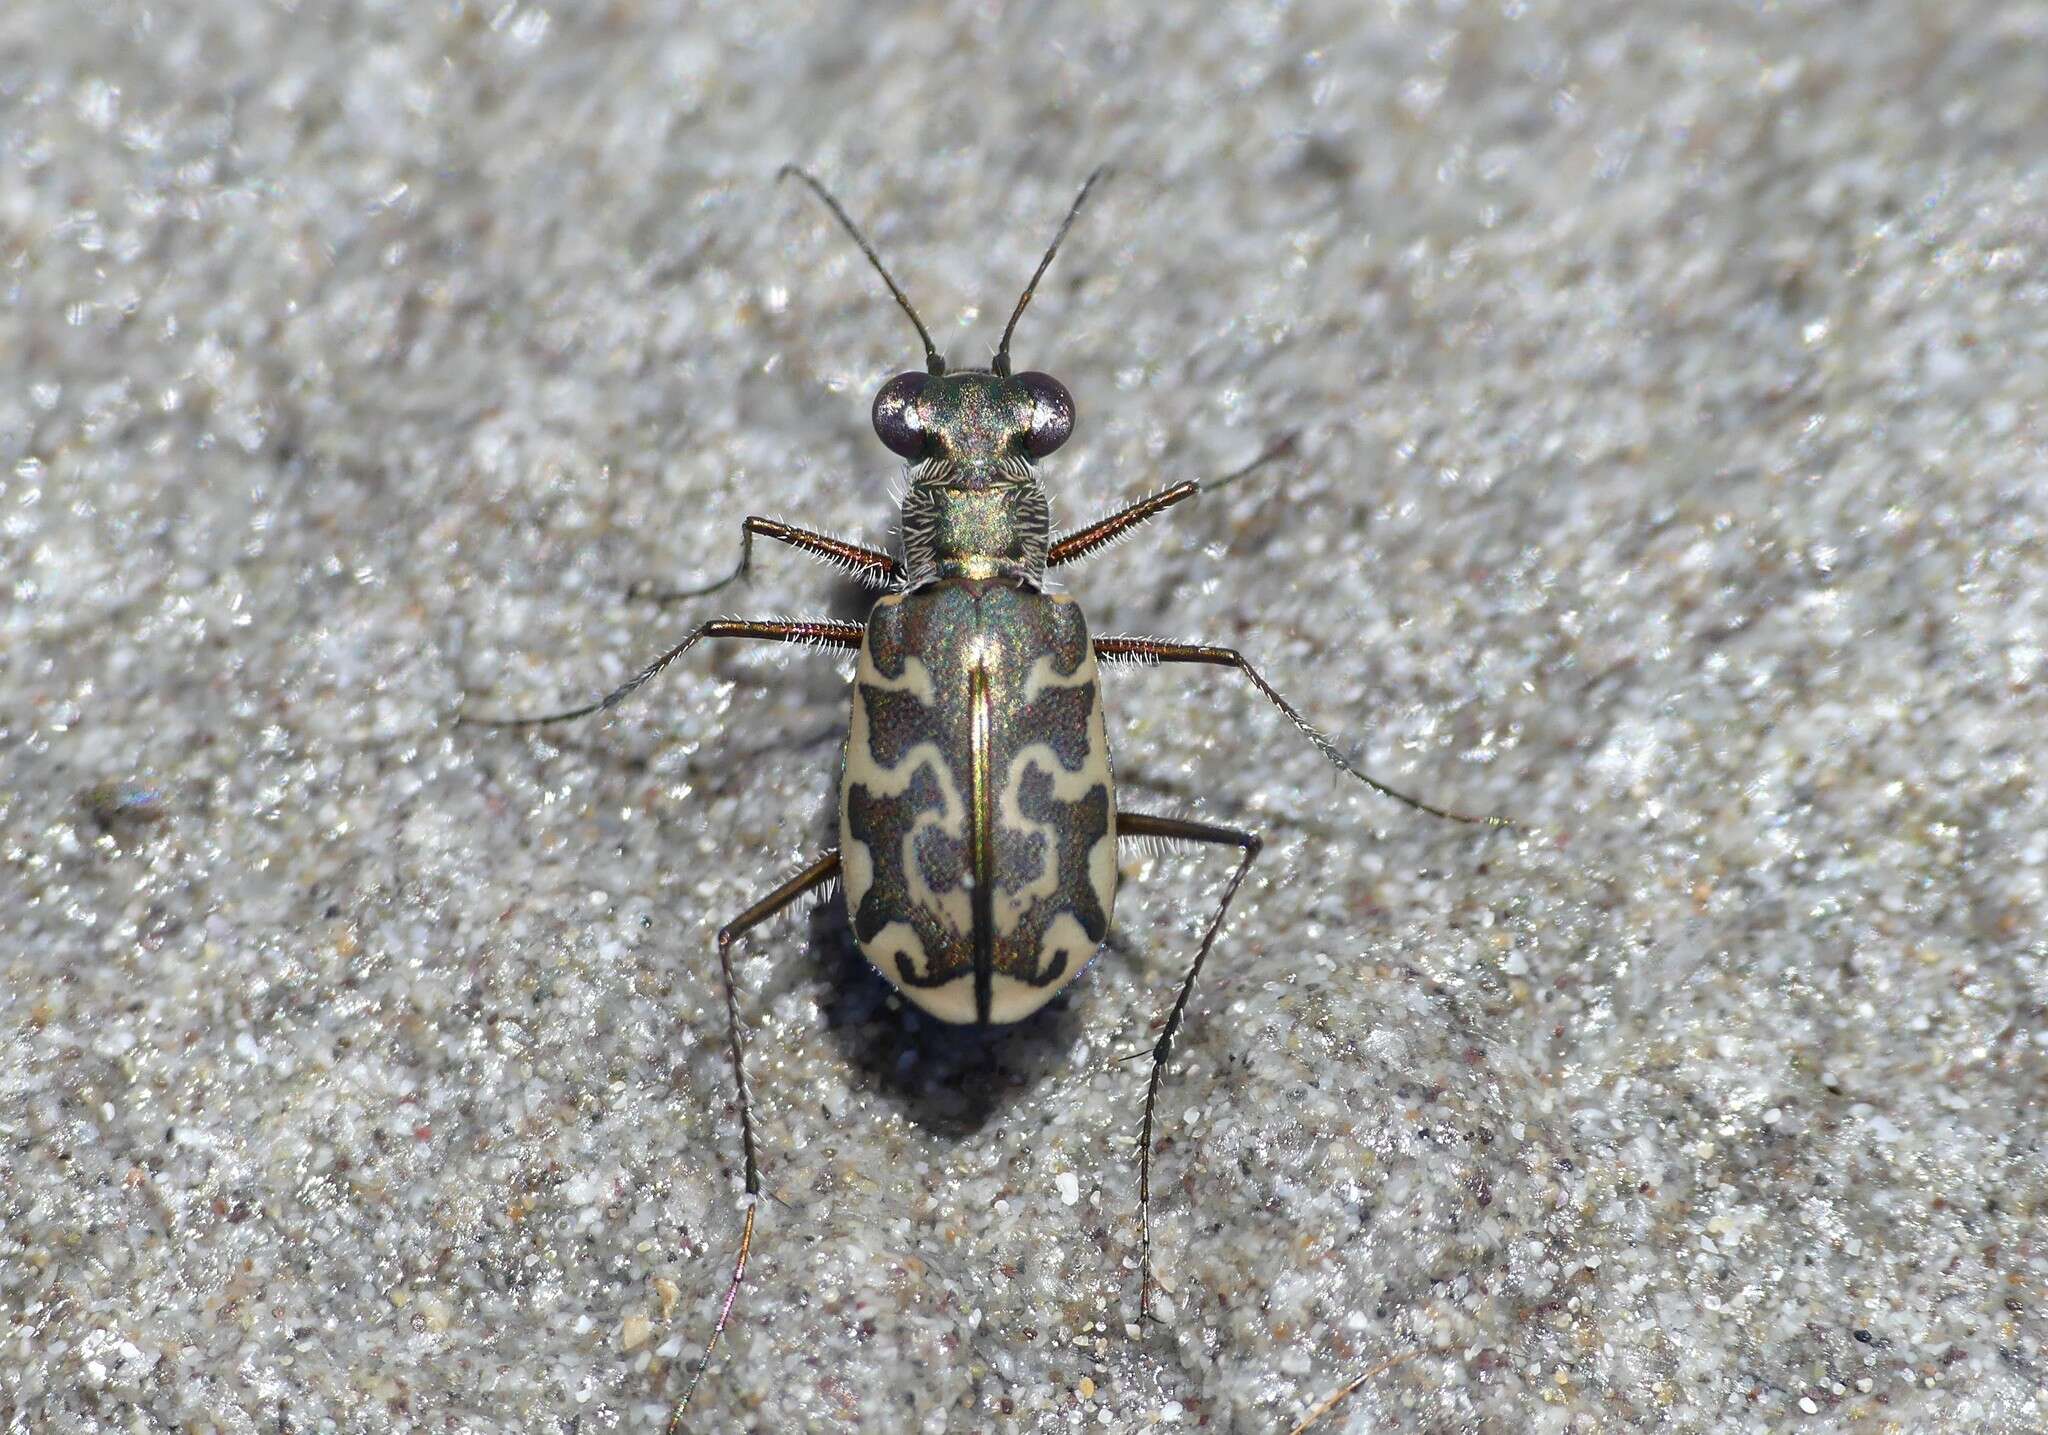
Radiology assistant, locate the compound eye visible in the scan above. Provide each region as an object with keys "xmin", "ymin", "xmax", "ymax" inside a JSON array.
[
  {"xmin": 872, "ymin": 372, "xmax": 931, "ymax": 460},
  {"xmin": 1015, "ymin": 372, "xmax": 1074, "ymax": 459}
]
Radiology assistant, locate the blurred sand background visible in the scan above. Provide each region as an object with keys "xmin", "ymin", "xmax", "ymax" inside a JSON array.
[{"xmin": 5, "ymin": 3, "xmax": 2046, "ymax": 1431}]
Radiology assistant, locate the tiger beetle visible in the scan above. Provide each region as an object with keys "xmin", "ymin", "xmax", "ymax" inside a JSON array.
[{"xmin": 465, "ymin": 166, "xmax": 1510, "ymax": 1428}]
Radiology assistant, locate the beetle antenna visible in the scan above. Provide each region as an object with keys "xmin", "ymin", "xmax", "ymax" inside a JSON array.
[
  {"xmin": 993, "ymin": 166, "xmax": 1110, "ymax": 378},
  {"xmin": 779, "ymin": 166, "xmax": 945, "ymax": 375}
]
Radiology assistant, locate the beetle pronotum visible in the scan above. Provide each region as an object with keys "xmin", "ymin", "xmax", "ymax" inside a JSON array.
[{"xmin": 467, "ymin": 167, "xmax": 1508, "ymax": 1428}]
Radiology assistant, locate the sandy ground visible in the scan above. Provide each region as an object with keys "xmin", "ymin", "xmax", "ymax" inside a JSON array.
[{"xmin": 5, "ymin": 3, "xmax": 2046, "ymax": 1432}]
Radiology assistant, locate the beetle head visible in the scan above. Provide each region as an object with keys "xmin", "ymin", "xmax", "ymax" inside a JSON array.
[{"xmin": 871, "ymin": 369, "xmax": 1073, "ymax": 476}]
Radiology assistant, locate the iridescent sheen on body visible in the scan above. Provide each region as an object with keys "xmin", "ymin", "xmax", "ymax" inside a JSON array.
[{"xmin": 886, "ymin": 371, "xmax": 1064, "ymax": 587}]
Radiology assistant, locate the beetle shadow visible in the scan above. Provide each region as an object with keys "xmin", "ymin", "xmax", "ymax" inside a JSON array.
[
  {"xmin": 819, "ymin": 571, "xmax": 879, "ymax": 626},
  {"xmin": 802, "ymin": 898, "xmax": 1098, "ymax": 1142}
]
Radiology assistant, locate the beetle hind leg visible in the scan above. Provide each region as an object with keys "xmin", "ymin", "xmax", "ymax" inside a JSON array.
[
  {"xmin": 665, "ymin": 849, "xmax": 841, "ymax": 1432},
  {"xmin": 1114, "ymin": 811, "xmax": 1262, "ymax": 1324}
]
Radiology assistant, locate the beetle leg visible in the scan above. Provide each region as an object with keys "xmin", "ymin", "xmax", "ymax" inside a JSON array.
[
  {"xmin": 1115, "ymin": 811, "xmax": 1262, "ymax": 1324},
  {"xmin": 630, "ymin": 517, "xmax": 901, "ymax": 604},
  {"xmin": 1094, "ymin": 638, "xmax": 1513, "ymax": 827},
  {"xmin": 1045, "ymin": 437, "xmax": 1295, "ymax": 569},
  {"xmin": 459, "ymin": 617, "xmax": 865, "ymax": 728},
  {"xmin": 667, "ymin": 848, "xmax": 842, "ymax": 1433},
  {"xmin": 1285, "ymin": 1349, "xmax": 1425, "ymax": 1435}
]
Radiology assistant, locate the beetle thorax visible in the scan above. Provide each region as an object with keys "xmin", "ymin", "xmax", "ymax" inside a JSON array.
[
  {"xmin": 874, "ymin": 369, "xmax": 1069, "ymax": 589},
  {"xmin": 902, "ymin": 473, "xmax": 1050, "ymax": 586}
]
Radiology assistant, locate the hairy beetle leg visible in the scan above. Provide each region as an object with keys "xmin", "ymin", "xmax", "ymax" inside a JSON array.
[{"xmin": 630, "ymin": 516, "xmax": 901, "ymax": 605}]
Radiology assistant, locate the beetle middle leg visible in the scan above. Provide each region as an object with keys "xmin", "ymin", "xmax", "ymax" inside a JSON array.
[
  {"xmin": 629, "ymin": 517, "xmax": 901, "ymax": 604},
  {"xmin": 1115, "ymin": 811, "xmax": 1262, "ymax": 1322},
  {"xmin": 458, "ymin": 617, "xmax": 864, "ymax": 728},
  {"xmin": 1095, "ymin": 637, "xmax": 1511, "ymax": 827},
  {"xmin": 665, "ymin": 848, "xmax": 842, "ymax": 1432}
]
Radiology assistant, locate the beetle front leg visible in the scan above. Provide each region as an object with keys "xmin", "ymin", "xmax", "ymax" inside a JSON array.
[
  {"xmin": 1045, "ymin": 437, "xmax": 1295, "ymax": 569},
  {"xmin": 630, "ymin": 516, "xmax": 901, "ymax": 604},
  {"xmin": 1095, "ymin": 637, "xmax": 1512, "ymax": 827}
]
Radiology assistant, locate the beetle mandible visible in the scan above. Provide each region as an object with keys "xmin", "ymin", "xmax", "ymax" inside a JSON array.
[{"xmin": 467, "ymin": 166, "xmax": 1510, "ymax": 1428}]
